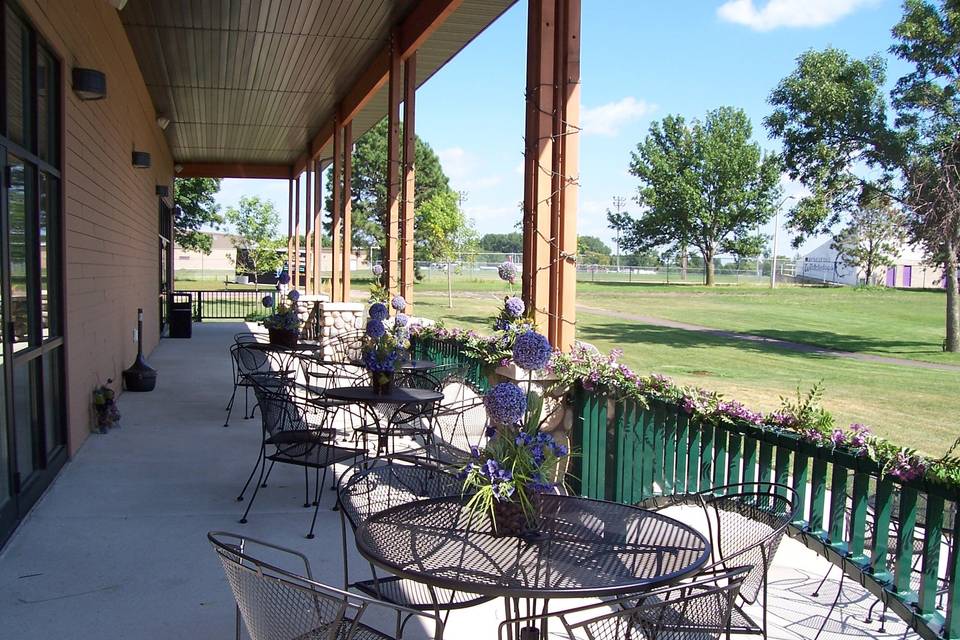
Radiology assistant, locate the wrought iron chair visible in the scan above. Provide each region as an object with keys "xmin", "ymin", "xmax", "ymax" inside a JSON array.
[
  {"xmin": 209, "ymin": 531, "xmax": 443, "ymax": 640},
  {"xmin": 336, "ymin": 455, "xmax": 492, "ymax": 637},
  {"xmin": 322, "ymin": 329, "xmax": 366, "ymax": 363},
  {"xmin": 426, "ymin": 377, "xmax": 489, "ymax": 463},
  {"xmin": 224, "ymin": 342, "xmax": 295, "ymax": 427},
  {"xmin": 638, "ymin": 482, "xmax": 798, "ymax": 640},
  {"xmin": 238, "ymin": 380, "xmax": 363, "ymax": 538},
  {"xmin": 497, "ymin": 567, "xmax": 751, "ymax": 640}
]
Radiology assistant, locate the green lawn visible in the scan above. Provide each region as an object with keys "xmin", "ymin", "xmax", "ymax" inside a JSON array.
[{"xmin": 412, "ymin": 292, "xmax": 960, "ymax": 456}]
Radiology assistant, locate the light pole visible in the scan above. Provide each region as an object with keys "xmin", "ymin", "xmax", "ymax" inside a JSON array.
[
  {"xmin": 770, "ymin": 195, "xmax": 796, "ymax": 289},
  {"xmin": 612, "ymin": 195, "xmax": 627, "ymax": 272}
]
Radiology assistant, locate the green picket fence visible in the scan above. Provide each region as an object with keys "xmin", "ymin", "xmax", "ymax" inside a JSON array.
[
  {"xmin": 413, "ymin": 337, "xmax": 958, "ymax": 640},
  {"xmin": 569, "ymin": 388, "xmax": 959, "ymax": 640}
]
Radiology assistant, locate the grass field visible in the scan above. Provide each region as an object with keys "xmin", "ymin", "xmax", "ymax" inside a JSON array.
[{"xmin": 409, "ymin": 286, "xmax": 960, "ymax": 456}]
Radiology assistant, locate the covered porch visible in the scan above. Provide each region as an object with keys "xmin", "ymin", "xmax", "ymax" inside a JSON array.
[{"xmin": 0, "ymin": 323, "xmax": 917, "ymax": 640}]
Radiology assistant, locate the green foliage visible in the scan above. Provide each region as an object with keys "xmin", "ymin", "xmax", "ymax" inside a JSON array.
[
  {"xmin": 722, "ymin": 234, "xmax": 768, "ymax": 266},
  {"xmin": 225, "ymin": 196, "xmax": 285, "ymax": 288},
  {"xmin": 326, "ymin": 119, "xmax": 450, "ymax": 247},
  {"xmin": 173, "ymin": 177, "xmax": 223, "ymax": 254},
  {"xmin": 577, "ymin": 235, "xmax": 611, "ymax": 257},
  {"xmin": 831, "ymin": 195, "xmax": 906, "ymax": 284},
  {"xmin": 416, "ymin": 189, "xmax": 477, "ymax": 260},
  {"xmin": 627, "ymin": 106, "xmax": 782, "ymax": 285},
  {"xmin": 479, "ymin": 232, "xmax": 524, "ymax": 254}
]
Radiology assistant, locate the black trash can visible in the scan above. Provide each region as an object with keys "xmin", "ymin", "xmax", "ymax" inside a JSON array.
[{"xmin": 169, "ymin": 292, "xmax": 192, "ymax": 338}]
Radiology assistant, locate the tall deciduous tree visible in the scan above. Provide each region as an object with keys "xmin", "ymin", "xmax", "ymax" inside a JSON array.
[
  {"xmin": 766, "ymin": 0, "xmax": 960, "ymax": 351},
  {"xmin": 417, "ymin": 189, "xmax": 477, "ymax": 308},
  {"xmin": 173, "ymin": 177, "xmax": 223, "ymax": 254},
  {"xmin": 479, "ymin": 232, "xmax": 524, "ymax": 254},
  {"xmin": 831, "ymin": 195, "xmax": 906, "ymax": 285},
  {"xmin": 225, "ymin": 196, "xmax": 285, "ymax": 291},
  {"xmin": 626, "ymin": 107, "xmax": 782, "ymax": 285},
  {"xmin": 325, "ymin": 119, "xmax": 450, "ymax": 247}
]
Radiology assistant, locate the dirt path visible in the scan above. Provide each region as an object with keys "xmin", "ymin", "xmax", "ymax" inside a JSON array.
[{"xmin": 576, "ymin": 303, "xmax": 960, "ymax": 373}]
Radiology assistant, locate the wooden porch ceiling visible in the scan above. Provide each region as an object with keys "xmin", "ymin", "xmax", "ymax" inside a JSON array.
[{"xmin": 119, "ymin": 0, "xmax": 516, "ymax": 176}]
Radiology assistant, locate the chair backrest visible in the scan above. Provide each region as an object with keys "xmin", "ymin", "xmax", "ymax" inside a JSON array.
[
  {"xmin": 336, "ymin": 456, "xmax": 462, "ymax": 530},
  {"xmin": 431, "ymin": 396, "xmax": 489, "ymax": 461},
  {"xmin": 566, "ymin": 567, "xmax": 750, "ymax": 640},
  {"xmin": 298, "ymin": 355, "xmax": 366, "ymax": 390},
  {"xmin": 322, "ymin": 330, "xmax": 365, "ymax": 363},
  {"xmin": 235, "ymin": 343, "xmax": 288, "ymax": 378},
  {"xmin": 395, "ymin": 370, "xmax": 442, "ymax": 392},
  {"xmin": 235, "ymin": 332, "xmax": 265, "ymax": 345},
  {"xmin": 699, "ymin": 482, "xmax": 797, "ymax": 604},
  {"xmin": 209, "ymin": 531, "xmax": 354, "ymax": 640},
  {"xmin": 251, "ymin": 382, "xmax": 308, "ymax": 437}
]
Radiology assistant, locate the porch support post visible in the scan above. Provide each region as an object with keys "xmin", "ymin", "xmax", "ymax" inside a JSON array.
[
  {"xmin": 522, "ymin": 0, "xmax": 580, "ymax": 351},
  {"xmin": 293, "ymin": 174, "xmax": 301, "ymax": 290},
  {"xmin": 287, "ymin": 178, "xmax": 294, "ymax": 277},
  {"xmin": 304, "ymin": 161, "xmax": 313, "ymax": 294},
  {"xmin": 385, "ymin": 32, "xmax": 402, "ymax": 300},
  {"xmin": 400, "ymin": 53, "xmax": 417, "ymax": 312},
  {"xmin": 341, "ymin": 122, "xmax": 353, "ymax": 303},
  {"xmin": 313, "ymin": 158, "xmax": 323, "ymax": 294},
  {"xmin": 331, "ymin": 116, "xmax": 344, "ymax": 303}
]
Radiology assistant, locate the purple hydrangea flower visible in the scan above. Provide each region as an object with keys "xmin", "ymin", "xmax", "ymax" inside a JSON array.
[
  {"xmin": 498, "ymin": 261, "xmax": 517, "ymax": 284},
  {"xmin": 365, "ymin": 319, "xmax": 386, "ymax": 339},
  {"xmin": 512, "ymin": 330, "xmax": 552, "ymax": 371},
  {"xmin": 278, "ymin": 273, "xmax": 291, "ymax": 285},
  {"xmin": 287, "ymin": 289, "xmax": 300, "ymax": 302},
  {"xmin": 484, "ymin": 382, "xmax": 527, "ymax": 426},
  {"xmin": 369, "ymin": 302, "xmax": 388, "ymax": 321},
  {"xmin": 505, "ymin": 296, "xmax": 525, "ymax": 318},
  {"xmin": 261, "ymin": 295, "xmax": 275, "ymax": 308},
  {"xmin": 372, "ymin": 264, "xmax": 383, "ymax": 277},
  {"xmin": 391, "ymin": 295, "xmax": 406, "ymax": 311},
  {"xmin": 395, "ymin": 313, "xmax": 409, "ymax": 327}
]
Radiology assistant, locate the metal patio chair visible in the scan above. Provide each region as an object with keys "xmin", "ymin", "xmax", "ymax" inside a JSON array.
[
  {"xmin": 224, "ymin": 342, "xmax": 295, "ymax": 427},
  {"xmin": 639, "ymin": 482, "xmax": 798, "ymax": 640},
  {"xmin": 426, "ymin": 378, "xmax": 489, "ymax": 463},
  {"xmin": 322, "ymin": 329, "xmax": 366, "ymax": 363},
  {"xmin": 209, "ymin": 531, "xmax": 443, "ymax": 640},
  {"xmin": 237, "ymin": 380, "xmax": 363, "ymax": 538},
  {"xmin": 498, "ymin": 567, "xmax": 751, "ymax": 640},
  {"xmin": 336, "ymin": 455, "xmax": 492, "ymax": 637}
]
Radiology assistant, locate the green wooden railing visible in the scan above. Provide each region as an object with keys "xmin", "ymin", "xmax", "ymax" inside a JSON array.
[
  {"xmin": 570, "ymin": 388, "xmax": 959, "ymax": 640},
  {"xmin": 413, "ymin": 338, "xmax": 958, "ymax": 640}
]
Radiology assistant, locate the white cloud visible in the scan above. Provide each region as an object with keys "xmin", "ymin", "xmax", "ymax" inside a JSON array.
[
  {"xmin": 717, "ymin": 0, "xmax": 877, "ymax": 31},
  {"xmin": 580, "ymin": 97, "xmax": 656, "ymax": 137}
]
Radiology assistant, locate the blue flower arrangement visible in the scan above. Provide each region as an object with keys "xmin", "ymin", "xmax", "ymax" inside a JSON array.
[
  {"xmin": 361, "ymin": 301, "xmax": 411, "ymax": 390},
  {"xmin": 263, "ymin": 289, "xmax": 302, "ymax": 332}
]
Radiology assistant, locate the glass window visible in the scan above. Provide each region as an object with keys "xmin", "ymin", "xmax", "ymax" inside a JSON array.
[
  {"xmin": 39, "ymin": 171, "xmax": 58, "ymax": 339},
  {"xmin": 8, "ymin": 156, "xmax": 35, "ymax": 351},
  {"xmin": 42, "ymin": 350, "xmax": 62, "ymax": 456},
  {"xmin": 37, "ymin": 48, "xmax": 56, "ymax": 163},
  {"xmin": 5, "ymin": 7, "xmax": 31, "ymax": 148},
  {"xmin": 13, "ymin": 361, "xmax": 35, "ymax": 478}
]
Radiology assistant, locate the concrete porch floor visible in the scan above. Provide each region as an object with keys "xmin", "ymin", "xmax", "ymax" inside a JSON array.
[{"xmin": 0, "ymin": 322, "xmax": 919, "ymax": 639}]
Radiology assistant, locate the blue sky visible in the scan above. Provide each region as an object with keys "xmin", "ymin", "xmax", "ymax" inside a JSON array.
[{"xmin": 214, "ymin": 0, "xmax": 910, "ymax": 256}]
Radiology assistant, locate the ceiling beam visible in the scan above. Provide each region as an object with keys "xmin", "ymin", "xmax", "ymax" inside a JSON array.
[
  {"xmin": 176, "ymin": 163, "xmax": 292, "ymax": 179},
  {"xmin": 296, "ymin": 0, "xmax": 463, "ymax": 172}
]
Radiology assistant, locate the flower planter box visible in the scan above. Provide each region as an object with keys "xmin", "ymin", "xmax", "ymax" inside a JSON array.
[{"xmin": 268, "ymin": 328, "xmax": 299, "ymax": 348}]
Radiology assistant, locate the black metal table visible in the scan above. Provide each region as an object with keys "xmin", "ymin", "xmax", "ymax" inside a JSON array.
[
  {"xmin": 350, "ymin": 358, "xmax": 437, "ymax": 372},
  {"xmin": 325, "ymin": 386, "xmax": 443, "ymax": 455},
  {"xmin": 355, "ymin": 494, "xmax": 711, "ymax": 637}
]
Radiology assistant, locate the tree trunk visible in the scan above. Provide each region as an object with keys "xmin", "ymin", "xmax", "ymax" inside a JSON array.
[
  {"xmin": 704, "ymin": 249, "xmax": 716, "ymax": 286},
  {"xmin": 447, "ymin": 260, "xmax": 453, "ymax": 309},
  {"xmin": 946, "ymin": 240, "xmax": 959, "ymax": 352}
]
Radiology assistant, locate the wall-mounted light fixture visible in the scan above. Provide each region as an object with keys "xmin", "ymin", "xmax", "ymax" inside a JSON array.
[
  {"xmin": 132, "ymin": 151, "xmax": 151, "ymax": 169},
  {"xmin": 156, "ymin": 116, "xmax": 170, "ymax": 130},
  {"xmin": 71, "ymin": 68, "xmax": 106, "ymax": 100},
  {"xmin": 155, "ymin": 185, "xmax": 170, "ymax": 197}
]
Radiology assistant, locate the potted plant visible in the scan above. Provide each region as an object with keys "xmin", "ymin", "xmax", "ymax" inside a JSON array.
[
  {"xmin": 458, "ymin": 329, "xmax": 569, "ymax": 538},
  {"xmin": 262, "ymin": 289, "xmax": 302, "ymax": 348},
  {"xmin": 361, "ymin": 299, "xmax": 410, "ymax": 394}
]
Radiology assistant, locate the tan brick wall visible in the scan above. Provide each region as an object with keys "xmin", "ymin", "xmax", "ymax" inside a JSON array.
[{"xmin": 21, "ymin": 0, "xmax": 173, "ymax": 453}]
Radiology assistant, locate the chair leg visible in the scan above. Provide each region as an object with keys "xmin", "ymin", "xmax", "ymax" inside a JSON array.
[
  {"xmin": 261, "ymin": 459, "xmax": 276, "ymax": 488},
  {"xmin": 239, "ymin": 454, "xmax": 269, "ymax": 524},
  {"xmin": 303, "ymin": 465, "xmax": 310, "ymax": 508},
  {"xmin": 243, "ymin": 386, "xmax": 250, "ymax": 419},
  {"xmin": 307, "ymin": 466, "xmax": 327, "ymax": 539},
  {"xmin": 224, "ymin": 384, "xmax": 238, "ymax": 427},
  {"xmin": 812, "ymin": 564, "xmax": 832, "ymax": 596},
  {"xmin": 236, "ymin": 441, "xmax": 265, "ymax": 501}
]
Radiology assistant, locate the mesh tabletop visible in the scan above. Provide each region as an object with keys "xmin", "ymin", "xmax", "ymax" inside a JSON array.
[
  {"xmin": 355, "ymin": 495, "xmax": 710, "ymax": 599},
  {"xmin": 326, "ymin": 386, "xmax": 443, "ymax": 405}
]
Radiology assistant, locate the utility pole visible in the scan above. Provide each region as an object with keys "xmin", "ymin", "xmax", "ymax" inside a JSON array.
[{"xmin": 612, "ymin": 195, "xmax": 627, "ymax": 272}]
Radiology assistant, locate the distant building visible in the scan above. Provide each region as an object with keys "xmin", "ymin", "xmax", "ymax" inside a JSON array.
[
  {"xmin": 174, "ymin": 231, "xmax": 368, "ymax": 283},
  {"xmin": 797, "ymin": 239, "xmax": 944, "ymax": 288}
]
